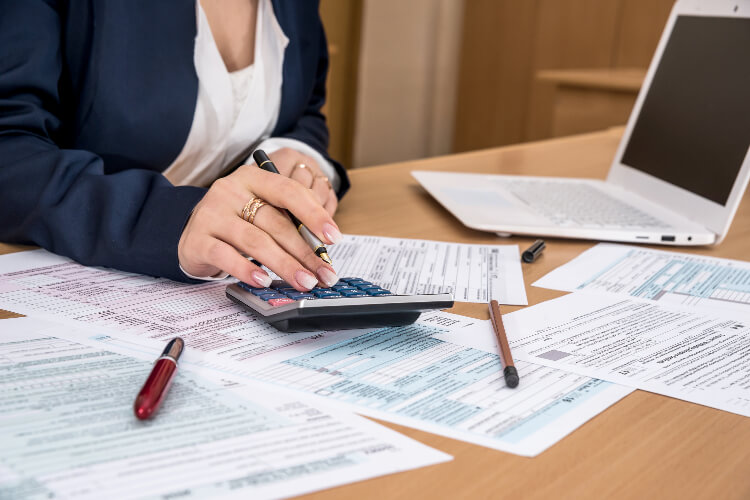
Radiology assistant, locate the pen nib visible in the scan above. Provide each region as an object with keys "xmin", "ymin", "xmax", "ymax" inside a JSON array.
[{"xmin": 319, "ymin": 252, "xmax": 333, "ymax": 265}]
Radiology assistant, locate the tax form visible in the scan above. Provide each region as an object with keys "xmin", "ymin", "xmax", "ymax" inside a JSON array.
[
  {"xmin": 245, "ymin": 313, "xmax": 631, "ymax": 456},
  {"xmin": 0, "ymin": 249, "xmax": 355, "ymax": 361},
  {"xmin": 498, "ymin": 292, "xmax": 750, "ymax": 417},
  {"xmin": 534, "ymin": 243, "xmax": 750, "ymax": 313},
  {"xmin": 327, "ymin": 234, "xmax": 527, "ymax": 304},
  {"xmin": 0, "ymin": 250, "xmax": 628, "ymax": 456},
  {"xmin": 44, "ymin": 309, "xmax": 633, "ymax": 457},
  {"xmin": 0, "ymin": 317, "xmax": 450, "ymax": 500},
  {"xmin": 121, "ymin": 312, "xmax": 629, "ymax": 457}
]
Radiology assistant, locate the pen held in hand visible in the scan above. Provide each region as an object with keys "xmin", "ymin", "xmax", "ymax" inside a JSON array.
[
  {"xmin": 252, "ymin": 149, "xmax": 333, "ymax": 265},
  {"xmin": 488, "ymin": 300, "xmax": 519, "ymax": 388}
]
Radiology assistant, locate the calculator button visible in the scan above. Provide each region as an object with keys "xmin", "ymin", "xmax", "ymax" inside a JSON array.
[
  {"xmin": 251, "ymin": 288, "xmax": 276, "ymax": 296},
  {"xmin": 368, "ymin": 290, "xmax": 393, "ymax": 296},
  {"xmin": 355, "ymin": 284, "xmax": 380, "ymax": 291},
  {"xmin": 286, "ymin": 292, "xmax": 316, "ymax": 300},
  {"xmin": 259, "ymin": 293, "xmax": 287, "ymax": 301},
  {"xmin": 268, "ymin": 298, "xmax": 295, "ymax": 307},
  {"xmin": 239, "ymin": 282, "xmax": 271, "ymax": 292},
  {"xmin": 275, "ymin": 287, "xmax": 297, "ymax": 293},
  {"xmin": 340, "ymin": 290, "xmax": 367, "ymax": 297},
  {"xmin": 312, "ymin": 290, "xmax": 342, "ymax": 298},
  {"xmin": 331, "ymin": 285, "xmax": 357, "ymax": 292}
]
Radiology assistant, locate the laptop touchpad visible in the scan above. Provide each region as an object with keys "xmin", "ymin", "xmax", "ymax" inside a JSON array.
[{"xmin": 438, "ymin": 187, "xmax": 514, "ymax": 208}]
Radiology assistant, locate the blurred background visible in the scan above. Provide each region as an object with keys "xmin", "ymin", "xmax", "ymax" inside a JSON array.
[{"xmin": 319, "ymin": 0, "xmax": 674, "ymax": 168}]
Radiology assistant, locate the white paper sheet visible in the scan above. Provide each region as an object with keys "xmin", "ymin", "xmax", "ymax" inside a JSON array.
[
  {"xmin": 79, "ymin": 311, "xmax": 632, "ymax": 457},
  {"xmin": 533, "ymin": 243, "xmax": 750, "ymax": 313},
  {"xmin": 0, "ymin": 250, "xmax": 625, "ymax": 456},
  {"xmin": 0, "ymin": 249, "xmax": 361, "ymax": 362},
  {"xmin": 0, "ymin": 317, "xmax": 450, "ymax": 500},
  {"xmin": 326, "ymin": 234, "xmax": 527, "ymax": 304},
  {"xmin": 497, "ymin": 292, "xmax": 750, "ymax": 417}
]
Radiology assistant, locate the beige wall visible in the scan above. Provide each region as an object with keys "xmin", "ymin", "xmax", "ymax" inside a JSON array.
[
  {"xmin": 352, "ymin": 0, "xmax": 463, "ymax": 168},
  {"xmin": 453, "ymin": 0, "xmax": 674, "ymax": 152}
]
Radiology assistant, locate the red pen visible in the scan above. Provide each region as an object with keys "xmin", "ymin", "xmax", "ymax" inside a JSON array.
[{"xmin": 133, "ymin": 337, "xmax": 184, "ymax": 420}]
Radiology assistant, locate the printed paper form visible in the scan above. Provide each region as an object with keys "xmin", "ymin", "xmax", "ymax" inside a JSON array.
[
  {"xmin": 327, "ymin": 234, "xmax": 527, "ymax": 305},
  {"xmin": 58, "ymin": 312, "xmax": 632, "ymax": 456},
  {"xmin": 93, "ymin": 311, "xmax": 633, "ymax": 457},
  {"xmin": 0, "ymin": 317, "xmax": 450, "ymax": 500},
  {"xmin": 249, "ymin": 320, "xmax": 631, "ymax": 456},
  {"xmin": 533, "ymin": 243, "xmax": 750, "ymax": 313},
  {"xmin": 495, "ymin": 292, "xmax": 750, "ymax": 417},
  {"xmin": 0, "ymin": 250, "xmax": 627, "ymax": 456},
  {"xmin": 0, "ymin": 249, "xmax": 362, "ymax": 362}
]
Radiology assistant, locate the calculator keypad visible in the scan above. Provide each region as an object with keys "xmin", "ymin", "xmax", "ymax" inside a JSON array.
[{"xmin": 237, "ymin": 277, "xmax": 393, "ymax": 307}]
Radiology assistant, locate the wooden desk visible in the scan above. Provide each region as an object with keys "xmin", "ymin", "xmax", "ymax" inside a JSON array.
[{"xmin": 2, "ymin": 129, "xmax": 749, "ymax": 499}]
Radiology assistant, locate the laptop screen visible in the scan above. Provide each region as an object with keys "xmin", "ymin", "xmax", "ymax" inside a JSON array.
[{"xmin": 620, "ymin": 15, "xmax": 750, "ymax": 206}]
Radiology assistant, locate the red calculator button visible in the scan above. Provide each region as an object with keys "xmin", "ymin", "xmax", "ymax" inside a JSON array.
[{"xmin": 268, "ymin": 298, "xmax": 295, "ymax": 307}]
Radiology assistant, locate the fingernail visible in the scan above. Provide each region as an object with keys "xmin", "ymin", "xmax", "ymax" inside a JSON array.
[
  {"xmin": 323, "ymin": 223, "xmax": 342, "ymax": 244},
  {"xmin": 317, "ymin": 267, "xmax": 339, "ymax": 288},
  {"xmin": 252, "ymin": 271, "xmax": 272, "ymax": 288},
  {"xmin": 295, "ymin": 270, "xmax": 318, "ymax": 290}
]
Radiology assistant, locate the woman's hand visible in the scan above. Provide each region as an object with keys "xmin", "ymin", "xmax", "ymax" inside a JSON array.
[
  {"xmin": 178, "ymin": 164, "xmax": 343, "ymax": 290},
  {"xmin": 267, "ymin": 148, "xmax": 338, "ymax": 215}
]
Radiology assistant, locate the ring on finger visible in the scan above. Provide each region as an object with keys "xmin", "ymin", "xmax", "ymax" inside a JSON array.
[
  {"xmin": 292, "ymin": 163, "xmax": 310, "ymax": 176},
  {"xmin": 314, "ymin": 175, "xmax": 332, "ymax": 189},
  {"xmin": 241, "ymin": 197, "xmax": 268, "ymax": 225},
  {"xmin": 292, "ymin": 163, "xmax": 315, "ymax": 188}
]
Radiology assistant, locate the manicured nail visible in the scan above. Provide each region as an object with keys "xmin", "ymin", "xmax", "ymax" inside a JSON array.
[
  {"xmin": 322, "ymin": 223, "xmax": 342, "ymax": 244},
  {"xmin": 252, "ymin": 271, "xmax": 272, "ymax": 288},
  {"xmin": 295, "ymin": 270, "xmax": 318, "ymax": 290},
  {"xmin": 317, "ymin": 267, "xmax": 339, "ymax": 288}
]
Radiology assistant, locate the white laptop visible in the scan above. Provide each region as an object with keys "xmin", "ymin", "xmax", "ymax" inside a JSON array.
[{"xmin": 413, "ymin": 0, "xmax": 750, "ymax": 246}]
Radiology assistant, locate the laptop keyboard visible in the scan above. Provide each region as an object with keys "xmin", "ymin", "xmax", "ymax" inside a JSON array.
[{"xmin": 504, "ymin": 180, "xmax": 671, "ymax": 228}]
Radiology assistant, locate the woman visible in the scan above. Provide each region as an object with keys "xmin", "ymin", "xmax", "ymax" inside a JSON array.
[{"xmin": 0, "ymin": 0, "xmax": 348, "ymax": 291}]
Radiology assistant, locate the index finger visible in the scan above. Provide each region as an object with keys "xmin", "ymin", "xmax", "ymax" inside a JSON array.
[{"xmin": 233, "ymin": 166, "xmax": 342, "ymax": 245}]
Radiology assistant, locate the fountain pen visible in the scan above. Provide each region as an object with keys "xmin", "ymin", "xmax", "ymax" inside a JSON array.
[{"xmin": 252, "ymin": 149, "xmax": 333, "ymax": 265}]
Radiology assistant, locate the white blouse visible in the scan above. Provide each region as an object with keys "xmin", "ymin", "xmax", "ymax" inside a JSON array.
[{"xmin": 163, "ymin": 0, "xmax": 339, "ymax": 190}]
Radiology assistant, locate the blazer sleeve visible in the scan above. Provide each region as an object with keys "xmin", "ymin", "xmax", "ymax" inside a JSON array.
[
  {"xmin": 0, "ymin": 0, "xmax": 206, "ymax": 282},
  {"xmin": 277, "ymin": 13, "xmax": 351, "ymax": 199}
]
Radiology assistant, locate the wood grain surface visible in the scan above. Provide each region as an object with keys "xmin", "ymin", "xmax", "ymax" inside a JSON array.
[{"xmin": 2, "ymin": 128, "xmax": 749, "ymax": 499}]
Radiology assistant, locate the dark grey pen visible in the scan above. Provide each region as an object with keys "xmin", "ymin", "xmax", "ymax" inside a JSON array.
[{"xmin": 252, "ymin": 149, "xmax": 333, "ymax": 265}]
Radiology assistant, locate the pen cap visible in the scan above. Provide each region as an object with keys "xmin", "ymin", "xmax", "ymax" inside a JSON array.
[
  {"xmin": 161, "ymin": 338, "xmax": 185, "ymax": 362},
  {"xmin": 522, "ymin": 240, "xmax": 546, "ymax": 263}
]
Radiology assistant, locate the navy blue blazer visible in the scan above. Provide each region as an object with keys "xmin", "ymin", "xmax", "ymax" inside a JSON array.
[{"xmin": 0, "ymin": 0, "xmax": 349, "ymax": 282}]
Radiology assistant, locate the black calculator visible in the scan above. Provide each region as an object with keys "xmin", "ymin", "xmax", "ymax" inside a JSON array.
[{"xmin": 226, "ymin": 277, "xmax": 454, "ymax": 332}]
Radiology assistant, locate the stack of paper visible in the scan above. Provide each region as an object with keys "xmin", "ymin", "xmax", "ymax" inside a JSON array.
[
  {"xmin": 514, "ymin": 243, "xmax": 750, "ymax": 416},
  {"xmin": 0, "ymin": 317, "xmax": 450, "ymax": 499},
  {"xmin": 0, "ymin": 249, "xmax": 629, "ymax": 457}
]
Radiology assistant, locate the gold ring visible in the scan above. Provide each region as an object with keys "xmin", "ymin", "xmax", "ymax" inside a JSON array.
[
  {"xmin": 241, "ymin": 197, "xmax": 267, "ymax": 225},
  {"xmin": 292, "ymin": 163, "xmax": 316, "ymax": 188},
  {"xmin": 314, "ymin": 175, "xmax": 332, "ymax": 188},
  {"xmin": 292, "ymin": 163, "xmax": 309, "ymax": 175}
]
